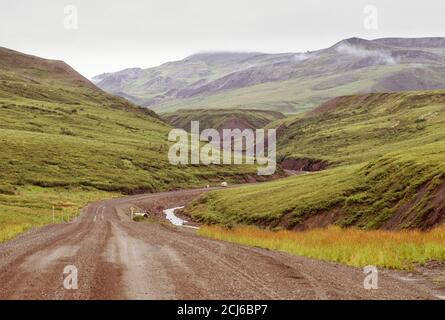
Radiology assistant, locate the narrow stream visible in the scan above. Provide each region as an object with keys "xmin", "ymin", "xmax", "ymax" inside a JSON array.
[{"xmin": 163, "ymin": 207, "xmax": 199, "ymax": 229}]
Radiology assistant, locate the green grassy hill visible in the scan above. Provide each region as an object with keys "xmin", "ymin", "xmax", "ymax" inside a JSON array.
[
  {"xmin": 0, "ymin": 47, "xmax": 260, "ymax": 241},
  {"xmin": 275, "ymin": 91, "xmax": 445, "ymax": 165},
  {"xmin": 186, "ymin": 90, "xmax": 445, "ymax": 230},
  {"xmin": 162, "ymin": 108, "xmax": 284, "ymax": 131}
]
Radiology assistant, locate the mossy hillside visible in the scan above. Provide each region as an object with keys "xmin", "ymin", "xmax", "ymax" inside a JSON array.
[
  {"xmin": 186, "ymin": 91, "xmax": 445, "ymax": 230},
  {"xmin": 0, "ymin": 47, "xmax": 261, "ymax": 242}
]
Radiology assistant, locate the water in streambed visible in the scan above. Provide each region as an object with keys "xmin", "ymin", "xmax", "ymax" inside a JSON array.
[{"xmin": 163, "ymin": 207, "xmax": 199, "ymax": 229}]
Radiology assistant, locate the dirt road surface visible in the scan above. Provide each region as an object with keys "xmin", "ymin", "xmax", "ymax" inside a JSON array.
[{"xmin": 0, "ymin": 189, "xmax": 442, "ymax": 299}]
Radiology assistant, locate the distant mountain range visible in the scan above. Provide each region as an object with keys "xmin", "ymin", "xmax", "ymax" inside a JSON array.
[{"xmin": 93, "ymin": 37, "xmax": 445, "ymax": 114}]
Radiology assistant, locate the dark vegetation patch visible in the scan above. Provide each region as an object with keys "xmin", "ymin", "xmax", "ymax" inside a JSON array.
[{"xmin": 281, "ymin": 157, "xmax": 329, "ymax": 172}]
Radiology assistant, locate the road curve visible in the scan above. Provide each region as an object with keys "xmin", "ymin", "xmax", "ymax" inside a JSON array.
[{"xmin": 0, "ymin": 189, "xmax": 437, "ymax": 299}]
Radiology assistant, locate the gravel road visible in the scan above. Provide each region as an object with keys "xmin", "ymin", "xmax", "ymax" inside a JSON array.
[{"xmin": 0, "ymin": 189, "xmax": 440, "ymax": 299}]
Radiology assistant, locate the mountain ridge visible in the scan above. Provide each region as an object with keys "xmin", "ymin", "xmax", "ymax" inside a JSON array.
[
  {"xmin": 0, "ymin": 47, "xmax": 97, "ymax": 90},
  {"xmin": 92, "ymin": 37, "xmax": 445, "ymax": 114}
]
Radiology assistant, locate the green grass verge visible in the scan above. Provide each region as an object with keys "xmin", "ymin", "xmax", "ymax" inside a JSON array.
[{"xmin": 0, "ymin": 186, "xmax": 117, "ymax": 242}]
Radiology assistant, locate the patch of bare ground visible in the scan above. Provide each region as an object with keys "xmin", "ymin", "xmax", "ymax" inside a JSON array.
[
  {"xmin": 383, "ymin": 179, "xmax": 445, "ymax": 230},
  {"xmin": 387, "ymin": 261, "xmax": 445, "ymax": 300},
  {"xmin": 293, "ymin": 208, "xmax": 344, "ymax": 231}
]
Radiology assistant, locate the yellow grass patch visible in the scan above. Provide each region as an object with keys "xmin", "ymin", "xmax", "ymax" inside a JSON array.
[{"xmin": 198, "ymin": 225, "xmax": 445, "ymax": 269}]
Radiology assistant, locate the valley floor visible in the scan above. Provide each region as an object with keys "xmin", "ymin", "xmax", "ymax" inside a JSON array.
[{"xmin": 0, "ymin": 188, "xmax": 443, "ymax": 300}]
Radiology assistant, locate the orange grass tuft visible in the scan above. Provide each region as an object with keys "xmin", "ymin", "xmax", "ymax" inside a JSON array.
[{"xmin": 198, "ymin": 225, "xmax": 445, "ymax": 269}]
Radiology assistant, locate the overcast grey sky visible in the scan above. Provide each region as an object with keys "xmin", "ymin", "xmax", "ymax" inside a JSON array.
[{"xmin": 1, "ymin": 0, "xmax": 444, "ymax": 78}]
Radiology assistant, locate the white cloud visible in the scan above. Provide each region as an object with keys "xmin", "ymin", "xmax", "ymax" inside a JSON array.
[{"xmin": 336, "ymin": 43, "xmax": 397, "ymax": 65}]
